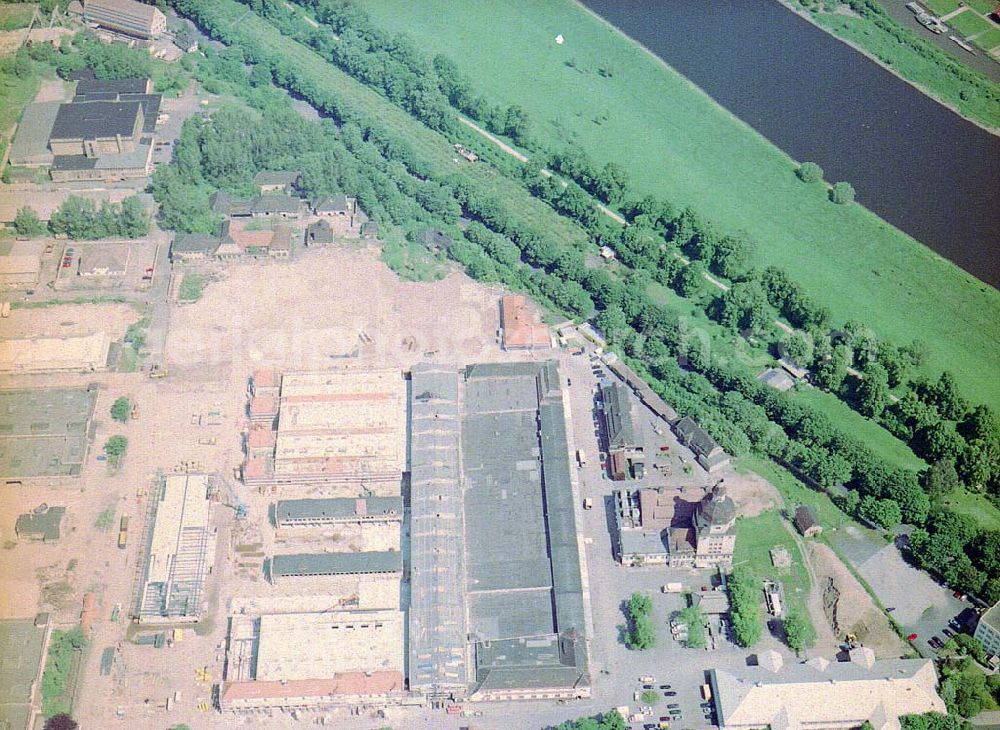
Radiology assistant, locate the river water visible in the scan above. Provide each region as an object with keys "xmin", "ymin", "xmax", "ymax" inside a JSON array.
[{"xmin": 578, "ymin": 0, "xmax": 1000, "ymax": 288}]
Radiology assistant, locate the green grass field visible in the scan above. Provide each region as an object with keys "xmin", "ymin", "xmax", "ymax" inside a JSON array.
[
  {"xmin": 974, "ymin": 26, "xmax": 1000, "ymax": 49},
  {"xmin": 967, "ymin": 0, "xmax": 999, "ymax": 14},
  {"xmin": 943, "ymin": 489, "xmax": 1000, "ymax": 531},
  {"xmin": 947, "ymin": 8, "xmax": 996, "ymax": 37},
  {"xmin": 0, "ymin": 64, "xmax": 41, "ymax": 134},
  {"xmin": 734, "ymin": 510, "xmax": 814, "ymax": 634},
  {"xmin": 923, "ymin": 0, "xmax": 961, "ymax": 14},
  {"xmin": 790, "ymin": 388, "xmax": 925, "ymax": 472},
  {"xmin": 735, "ymin": 456, "xmax": 851, "ymax": 531},
  {"xmin": 178, "ymin": 273, "xmax": 205, "ymax": 302},
  {"xmin": 361, "ymin": 0, "xmax": 1000, "ymax": 413},
  {"xmin": 0, "ymin": 3, "xmax": 36, "ymax": 31}
]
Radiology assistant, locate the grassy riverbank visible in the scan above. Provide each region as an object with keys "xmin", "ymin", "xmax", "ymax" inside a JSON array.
[
  {"xmin": 362, "ymin": 0, "xmax": 1000, "ymax": 412},
  {"xmin": 808, "ymin": 8, "xmax": 1000, "ymax": 130}
]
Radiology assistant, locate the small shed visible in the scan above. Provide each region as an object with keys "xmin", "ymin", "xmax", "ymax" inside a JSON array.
[
  {"xmin": 600, "ymin": 245, "xmax": 616, "ymax": 260},
  {"xmin": 360, "ymin": 220, "xmax": 379, "ymax": 240},
  {"xmin": 418, "ymin": 228, "xmax": 451, "ymax": 253},
  {"xmin": 793, "ymin": 505, "xmax": 822, "ymax": 538},
  {"xmin": 305, "ymin": 219, "xmax": 334, "ymax": 246},
  {"xmin": 253, "ymin": 170, "xmax": 301, "ymax": 194}
]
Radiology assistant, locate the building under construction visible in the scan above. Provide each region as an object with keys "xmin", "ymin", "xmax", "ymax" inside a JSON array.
[
  {"xmin": 242, "ymin": 368, "xmax": 407, "ymax": 490},
  {"xmin": 220, "ymin": 609, "xmax": 405, "ymax": 713},
  {"xmin": 132, "ymin": 474, "xmax": 215, "ymax": 624}
]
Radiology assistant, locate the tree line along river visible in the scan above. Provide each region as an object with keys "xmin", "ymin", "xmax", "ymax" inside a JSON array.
[{"xmin": 578, "ymin": 0, "xmax": 1000, "ymax": 289}]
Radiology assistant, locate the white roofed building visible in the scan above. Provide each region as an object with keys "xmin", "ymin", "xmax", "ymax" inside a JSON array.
[{"xmin": 709, "ymin": 648, "xmax": 945, "ymax": 730}]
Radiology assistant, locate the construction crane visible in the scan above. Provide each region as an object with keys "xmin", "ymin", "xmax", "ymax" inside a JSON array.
[{"xmin": 217, "ymin": 476, "xmax": 248, "ymax": 520}]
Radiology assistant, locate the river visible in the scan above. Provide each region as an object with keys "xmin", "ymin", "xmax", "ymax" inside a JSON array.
[{"xmin": 578, "ymin": 0, "xmax": 1000, "ymax": 288}]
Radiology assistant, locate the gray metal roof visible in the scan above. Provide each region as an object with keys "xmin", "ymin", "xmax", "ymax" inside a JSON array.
[
  {"xmin": 75, "ymin": 77, "xmax": 150, "ymax": 96},
  {"xmin": 602, "ymin": 382, "xmax": 640, "ymax": 452},
  {"xmin": 51, "ymin": 100, "xmax": 142, "ymax": 140},
  {"xmin": 275, "ymin": 497, "xmax": 402, "ymax": 522},
  {"xmin": 252, "ymin": 195, "xmax": 300, "ymax": 215},
  {"xmin": 473, "ymin": 632, "xmax": 587, "ymax": 692},
  {"xmin": 461, "ymin": 361, "xmax": 588, "ymax": 687},
  {"xmin": 271, "ymin": 551, "xmax": 401, "ymax": 577},
  {"xmin": 314, "ymin": 194, "xmax": 348, "ymax": 212},
  {"xmin": 408, "ymin": 364, "xmax": 468, "ymax": 692},
  {"xmin": 9, "ymin": 102, "xmax": 59, "ymax": 164},
  {"xmin": 675, "ymin": 416, "xmax": 721, "ymax": 456},
  {"xmin": 171, "ymin": 233, "xmax": 219, "ymax": 255},
  {"xmin": 0, "ymin": 387, "xmax": 97, "ymax": 479}
]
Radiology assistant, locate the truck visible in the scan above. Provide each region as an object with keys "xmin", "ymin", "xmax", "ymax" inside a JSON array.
[
  {"xmin": 576, "ymin": 449, "xmax": 587, "ymax": 466},
  {"xmin": 662, "ymin": 582, "xmax": 683, "ymax": 593},
  {"xmin": 701, "ymin": 683, "xmax": 713, "ymax": 701},
  {"xmin": 117, "ymin": 516, "xmax": 128, "ymax": 549},
  {"xmin": 583, "ymin": 498, "xmax": 593, "ymax": 510}
]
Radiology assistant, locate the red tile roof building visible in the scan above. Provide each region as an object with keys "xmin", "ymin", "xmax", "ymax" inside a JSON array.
[{"xmin": 500, "ymin": 295, "xmax": 551, "ymax": 351}]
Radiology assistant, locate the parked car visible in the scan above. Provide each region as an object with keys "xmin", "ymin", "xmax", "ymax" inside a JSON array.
[
  {"xmin": 667, "ymin": 703, "xmax": 680, "ymax": 709},
  {"xmin": 664, "ymin": 691, "xmax": 677, "ymax": 696},
  {"xmin": 659, "ymin": 684, "xmax": 672, "ymax": 689},
  {"xmin": 943, "ymin": 628, "xmax": 955, "ymax": 638}
]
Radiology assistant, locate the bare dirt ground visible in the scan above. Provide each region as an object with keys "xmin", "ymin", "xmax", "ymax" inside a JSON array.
[
  {"xmin": 807, "ymin": 542, "xmax": 909, "ymax": 658},
  {"xmin": 0, "ymin": 245, "xmax": 538, "ymax": 730},
  {"xmin": 0, "ymin": 302, "xmax": 139, "ymax": 339},
  {"xmin": 719, "ymin": 466, "xmax": 779, "ymax": 518}
]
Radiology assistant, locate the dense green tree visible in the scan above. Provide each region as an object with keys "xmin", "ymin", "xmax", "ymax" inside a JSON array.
[
  {"xmin": 858, "ymin": 495, "xmax": 902, "ymax": 530},
  {"xmin": 914, "ymin": 421, "xmax": 966, "ymax": 464},
  {"xmin": 110, "ymin": 397, "xmax": 131, "ymax": 424},
  {"xmin": 796, "ymin": 161, "xmax": 824, "ymax": 183},
  {"xmin": 14, "ymin": 206, "xmax": 46, "ymax": 237},
  {"xmin": 933, "ymin": 372, "xmax": 969, "ymax": 422},
  {"xmin": 679, "ymin": 605, "xmax": 707, "ymax": 649},
  {"xmin": 711, "ymin": 233, "xmax": 755, "ymax": 280},
  {"xmin": 922, "ymin": 459, "xmax": 962, "ymax": 502},
  {"xmin": 783, "ymin": 609, "xmax": 814, "ymax": 652},
  {"xmin": 718, "ymin": 280, "xmax": 770, "ymax": 333},
  {"xmin": 43, "ymin": 715, "xmax": 78, "ymax": 730},
  {"xmin": 812, "ymin": 343, "xmax": 850, "ymax": 391},
  {"xmin": 830, "ymin": 181, "xmax": 855, "ymax": 204},
  {"xmin": 728, "ymin": 567, "xmax": 762, "ymax": 647},
  {"xmin": 857, "ymin": 362, "xmax": 890, "ymax": 418},
  {"xmin": 674, "ymin": 261, "xmax": 706, "ymax": 298}
]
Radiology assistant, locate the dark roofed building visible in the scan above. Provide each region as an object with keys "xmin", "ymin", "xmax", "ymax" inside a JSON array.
[
  {"xmin": 49, "ymin": 100, "xmax": 144, "ymax": 157},
  {"xmin": 601, "ymin": 382, "xmax": 643, "ymax": 480},
  {"xmin": 471, "ymin": 631, "xmax": 589, "ymax": 701},
  {"xmin": 74, "ymin": 77, "xmax": 152, "ymax": 97},
  {"xmin": 360, "ymin": 220, "xmax": 379, "ymax": 239},
  {"xmin": 305, "ymin": 219, "xmax": 334, "ymax": 246},
  {"xmin": 794, "ymin": 505, "xmax": 822, "ymax": 538},
  {"xmin": 674, "ymin": 416, "xmax": 730, "ymax": 472},
  {"xmin": 314, "ymin": 195, "xmax": 353, "ymax": 216},
  {"xmin": 275, "ymin": 497, "xmax": 403, "ymax": 527},
  {"xmin": 251, "ymin": 195, "xmax": 301, "ymax": 219},
  {"xmin": 254, "ymin": 170, "xmax": 301, "ymax": 194},
  {"xmin": 270, "ymin": 551, "xmax": 402, "ymax": 581},
  {"xmin": 209, "ymin": 191, "xmax": 252, "ymax": 217},
  {"xmin": 170, "ymin": 233, "xmax": 219, "ymax": 262}
]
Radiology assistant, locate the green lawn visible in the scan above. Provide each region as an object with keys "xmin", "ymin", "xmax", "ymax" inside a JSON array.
[
  {"xmin": 178, "ymin": 273, "xmax": 205, "ymax": 302},
  {"xmin": 360, "ymin": 0, "xmax": 1000, "ymax": 413},
  {"xmin": 734, "ymin": 510, "xmax": 814, "ymax": 637},
  {"xmin": 789, "ymin": 387, "xmax": 925, "ymax": 472},
  {"xmin": 0, "ymin": 3, "xmax": 36, "ymax": 31},
  {"xmin": 943, "ymin": 489, "xmax": 1000, "ymax": 532},
  {"xmin": 973, "ymin": 26, "xmax": 1000, "ymax": 49},
  {"xmin": 923, "ymin": 0, "xmax": 961, "ymax": 14},
  {"xmin": 735, "ymin": 455, "xmax": 851, "ymax": 531},
  {"xmin": 947, "ymin": 8, "xmax": 996, "ymax": 37},
  {"xmin": 0, "ymin": 63, "xmax": 42, "ymax": 135},
  {"xmin": 379, "ymin": 230, "xmax": 448, "ymax": 282},
  {"xmin": 967, "ymin": 0, "xmax": 999, "ymax": 13}
]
